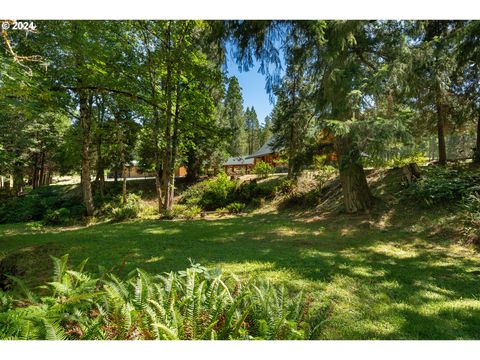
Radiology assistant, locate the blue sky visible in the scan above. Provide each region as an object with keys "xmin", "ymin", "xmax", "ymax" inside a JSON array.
[{"xmin": 225, "ymin": 50, "xmax": 280, "ymax": 126}]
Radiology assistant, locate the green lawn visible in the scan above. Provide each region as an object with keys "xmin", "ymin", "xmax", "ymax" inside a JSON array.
[{"xmin": 1, "ymin": 210, "xmax": 480, "ymax": 339}]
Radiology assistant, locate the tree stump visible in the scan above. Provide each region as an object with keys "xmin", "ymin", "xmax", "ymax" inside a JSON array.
[{"xmin": 402, "ymin": 163, "xmax": 421, "ymax": 185}]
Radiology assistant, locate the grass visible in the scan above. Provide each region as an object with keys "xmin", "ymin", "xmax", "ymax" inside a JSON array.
[{"xmin": 1, "ymin": 205, "xmax": 480, "ymax": 340}]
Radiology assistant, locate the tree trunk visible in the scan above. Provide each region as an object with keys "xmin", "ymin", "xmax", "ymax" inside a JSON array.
[
  {"xmin": 155, "ymin": 169, "xmax": 163, "ymax": 213},
  {"xmin": 335, "ymin": 137, "xmax": 375, "ymax": 213},
  {"xmin": 32, "ymin": 152, "xmax": 39, "ymax": 189},
  {"xmin": 114, "ymin": 108, "xmax": 128, "ymax": 204},
  {"xmin": 38, "ymin": 150, "xmax": 45, "ymax": 186},
  {"xmin": 120, "ymin": 138, "xmax": 127, "ymax": 204},
  {"xmin": 185, "ymin": 149, "xmax": 201, "ymax": 184},
  {"xmin": 436, "ymin": 102, "xmax": 447, "ymax": 165},
  {"xmin": 95, "ymin": 135, "xmax": 105, "ymax": 196},
  {"xmin": 79, "ymin": 90, "xmax": 95, "ymax": 216},
  {"xmin": 42, "ymin": 169, "xmax": 49, "ymax": 186},
  {"xmin": 162, "ymin": 25, "xmax": 174, "ymax": 212},
  {"xmin": 13, "ymin": 164, "xmax": 24, "ymax": 196},
  {"xmin": 141, "ymin": 23, "xmax": 163, "ymax": 214},
  {"xmin": 473, "ymin": 112, "xmax": 480, "ymax": 164},
  {"xmin": 164, "ymin": 80, "xmax": 181, "ymax": 211}
]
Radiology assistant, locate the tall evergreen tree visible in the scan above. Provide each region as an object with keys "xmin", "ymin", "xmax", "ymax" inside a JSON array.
[
  {"xmin": 408, "ymin": 21, "xmax": 465, "ymax": 165},
  {"xmin": 223, "ymin": 76, "xmax": 246, "ymax": 156},
  {"xmin": 455, "ymin": 21, "xmax": 480, "ymax": 163},
  {"xmin": 228, "ymin": 20, "xmax": 410, "ymax": 212},
  {"xmin": 245, "ymin": 106, "xmax": 260, "ymax": 154},
  {"xmin": 259, "ymin": 115, "xmax": 273, "ymax": 146}
]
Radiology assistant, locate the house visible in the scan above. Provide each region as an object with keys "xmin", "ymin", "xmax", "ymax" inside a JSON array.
[
  {"xmin": 245, "ymin": 137, "xmax": 287, "ymax": 168},
  {"xmin": 223, "ymin": 156, "xmax": 254, "ymax": 174},
  {"xmin": 108, "ymin": 160, "xmax": 187, "ymax": 179},
  {"xmin": 222, "ymin": 137, "xmax": 287, "ymax": 175},
  {"xmin": 316, "ymin": 130, "xmax": 338, "ymax": 162}
]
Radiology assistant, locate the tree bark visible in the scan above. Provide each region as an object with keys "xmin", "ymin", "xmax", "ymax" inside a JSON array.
[
  {"xmin": 162, "ymin": 23, "xmax": 175, "ymax": 211},
  {"xmin": 185, "ymin": 148, "xmax": 201, "ymax": 184},
  {"xmin": 38, "ymin": 150, "xmax": 45, "ymax": 186},
  {"xmin": 164, "ymin": 80, "xmax": 181, "ymax": 210},
  {"xmin": 95, "ymin": 134, "xmax": 105, "ymax": 196},
  {"xmin": 335, "ymin": 137, "xmax": 375, "ymax": 213},
  {"xmin": 13, "ymin": 163, "xmax": 24, "ymax": 196},
  {"xmin": 140, "ymin": 23, "xmax": 164, "ymax": 214},
  {"xmin": 436, "ymin": 102, "xmax": 447, "ymax": 165},
  {"xmin": 32, "ymin": 152, "xmax": 39, "ymax": 189},
  {"xmin": 155, "ymin": 168, "xmax": 163, "ymax": 213},
  {"xmin": 473, "ymin": 112, "xmax": 480, "ymax": 164},
  {"xmin": 119, "ymin": 125, "xmax": 127, "ymax": 204},
  {"xmin": 79, "ymin": 90, "xmax": 95, "ymax": 216}
]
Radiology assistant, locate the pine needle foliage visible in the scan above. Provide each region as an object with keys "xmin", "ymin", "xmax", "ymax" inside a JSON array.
[{"xmin": 0, "ymin": 256, "xmax": 325, "ymax": 340}]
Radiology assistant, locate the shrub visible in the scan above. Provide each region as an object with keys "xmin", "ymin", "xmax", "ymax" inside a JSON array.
[
  {"xmin": 391, "ymin": 152, "xmax": 429, "ymax": 168},
  {"xmin": 110, "ymin": 193, "xmax": 141, "ymax": 221},
  {"xmin": 181, "ymin": 174, "xmax": 286, "ymax": 211},
  {"xmin": 225, "ymin": 202, "xmax": 246, "ymax": 214},
  {"xmin": 315, "ymin": 166, "xmax": 337, "ymax": 189},
  {"xmin": 460, "ymin": 192, "xmax": 480, "ymax": 237},
  {"xmin": 275, "ymin": 178, "xmax": 296, "ymax": 195},
  {"xmin": 0, "ymin": 185, "xmax": 83, "ymax": 224},
  {"xmin": 0, "ymin": 256, "xmax": 325, "ymax": 340},
  {"xmin": 183, "ymin": 205, "xmax": 202, "ymax": 219},
  {"xmin": 402, "ymin": 166, "xmax": 480, "ymax": 207},
  {"xmin": 235, "ymin": 178, "xmax": 279, "ymax": 204},
  {"xmin": 200, "ymin": 173, "xmax": 236, "ymax": 210},
  {"xmin": 253, "ymin": 161, "xmax": 274, "ymax": 178},
  {"xmin": 162, "ymin": 204, "xmax": 201, "ymax": 219},
  {"xmin": 181, "ymin": 173, "xmax": 236, "ymax": 211},
  {"xmin": 43, "ymin": 208, "xmax": 71, "ymax": 225},
  {"xmin": 111, "ymin": 206, "xmax": 138, "ymax": 221}
]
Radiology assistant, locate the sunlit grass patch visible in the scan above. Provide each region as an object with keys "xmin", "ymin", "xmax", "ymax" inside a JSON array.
[{"xmin": 1, "ymin": 211, "xmax": 480, "ymax": 339}]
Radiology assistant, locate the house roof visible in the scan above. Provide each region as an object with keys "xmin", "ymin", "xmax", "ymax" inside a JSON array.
[
  {"xmin": 246, "ymin": 137, "xmax": 279, "ymax": 159},
  {"xmin": 223, "ymin": 156, "xmax": 255, "ymax": 166}
]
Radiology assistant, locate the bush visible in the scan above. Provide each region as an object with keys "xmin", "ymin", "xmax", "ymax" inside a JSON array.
[
  {"xmin": 181, "ymin": 173, "xmax": 236, "ymax": 211},
  {"xmin": 315, "ymin": 166, "xmax": 337, "ymax": 189},
  {"xmin": 235, "ymin": 178, "xmax": 280, "ymax": 204},
  {"xmin": 275, "ymin": 178, "xmax": 296, "ymax": 195},
  {"xmin": 0, "ymin": 185, "xmax": 83, "ymax": 224},
  {"xmin": 460, "ymin": 192, "xmax": 480, "ymax": 237},
  {"xmin": 0, "ymin": 256, "xmax": 325, "ymax": 340},
  {"xmin": 390, "ymin": 152, "xmax": 429, "ymax": 168},
  {"xmin": 225, "ymin": 202, "xmax": 246, "ymax": 214},
  {"xmin": 43, "ymin": 208, "xmax": 71, "ymax": 226},
  {"xmin": 111, "ymin": 206, "xmax": 138, "ymax": 221},
  {"xmin": 182, "ymin": 205, "xmax": 202, "ymax": 219},
  {"xmin": 162, "ymin": 204, "xmax": 201, "ymax": 219},
  {"xmin": 402, "ymin": 166, "xmax": 480, "ymax": 207},
  {"xmin": 253, "ymin": 161, "xmax": 274, "ymax": 178},
  {"xmin": 181, "ymin": 174, "xmax": 286, "ymax": 211},
  {"xmin": 109, "ymin": 193, "xmax": 141, "ymax": 221}
]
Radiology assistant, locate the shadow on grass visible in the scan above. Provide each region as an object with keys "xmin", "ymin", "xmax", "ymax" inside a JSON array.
[{"xmin": 1, "ymin": 212, "xmax": 480, "ymax": 339}]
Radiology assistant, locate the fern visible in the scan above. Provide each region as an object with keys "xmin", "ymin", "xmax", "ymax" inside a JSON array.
[{"xmin": 0, "ymin": 255, "xmax": 326, "ymax": 340}]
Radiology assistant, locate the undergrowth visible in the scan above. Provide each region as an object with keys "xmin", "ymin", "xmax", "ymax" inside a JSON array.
[{"xmin": 0, "ymin": 255, "xmax": 326, "ymax": 340}]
